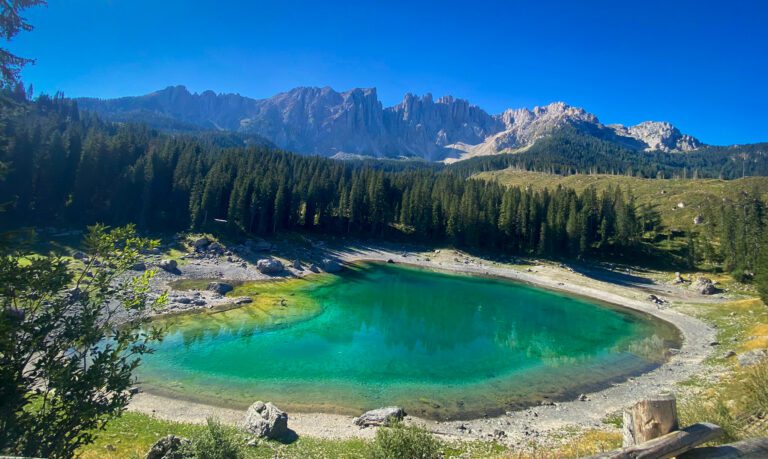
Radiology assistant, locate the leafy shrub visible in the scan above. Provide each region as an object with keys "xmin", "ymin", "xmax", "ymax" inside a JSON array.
[
  {"xmin": 730, "ymin": 268, "xmax": 754, "ymax": 283},
  {"xmin": 369, "ymin": 422, "xmax": 442, "ymax": 459},
  {"xmin": 189, "ymin": 417, "xmax": 244, "ymax": 459}
]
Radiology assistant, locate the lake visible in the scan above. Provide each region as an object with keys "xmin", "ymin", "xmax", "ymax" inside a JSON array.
[{"xmin": 138, "ymin": 262, "xmax": 679, "ymax": 420}]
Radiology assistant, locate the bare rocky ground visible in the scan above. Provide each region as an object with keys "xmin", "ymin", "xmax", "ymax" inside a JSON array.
[{"xmin": 129, "ymin": 233, "xmax": 730, "ymax": 449}]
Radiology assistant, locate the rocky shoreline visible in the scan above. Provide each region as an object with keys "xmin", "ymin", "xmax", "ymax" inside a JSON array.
[{"xmin": 128, "ymin": 235, "xmax": 722, "ymax": 448}]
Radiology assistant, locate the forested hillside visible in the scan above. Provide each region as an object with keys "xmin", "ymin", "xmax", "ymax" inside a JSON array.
[
  {"xmin": 477, "ymin": 170, "xmax": 768, "ymax": 229},
  {"xmin": 447, "ymin": 127, "xmax": 768, "ymax": 179},
  {"xmin": 1, "ymin": 91, "xmax": 767, "ymax": 279}
]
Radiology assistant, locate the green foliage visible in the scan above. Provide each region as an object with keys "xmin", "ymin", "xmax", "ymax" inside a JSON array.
[
  {"xmin": 757, "ymin": 233, "xmax": 768, "ymax": 305},
  {"xmin": 0, "ymin": 0, "xmax": 47, "ymax": 85},
  {"xmin": 448, "ymin": 126, "xmax": 768, "ymax": 180},
  {"xmin": 742, "ymin": 360, "xmax": 768, "ymax": 417},
  {"xmin": 679, "ymin": 398, "xmax": 743, "ymax": 443},
  {"xmin": 189, "ymin": 417, "xmax": 245, "ymax": 459},
  {"xmin": 706, "ymin": 189, "xmax": 766, "ymax": 273},
  {"xmin": 0, "ymin": 96, "xmax": 647, "ymax": 261},
  {"xmin": 369, "ymin": 422, "xmax": 442, "ymax": 459},
  {"xmin": 0, "ymin": 224, "xmax": 166, "ymax": 458}
]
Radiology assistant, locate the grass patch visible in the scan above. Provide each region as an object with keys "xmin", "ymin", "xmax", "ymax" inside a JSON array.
[
  {"xmin": 79, "ymin": 412, "xmax": 206, "ymax": 459},
  {"xmin": 79, "ymin": 413, "xmax": 511, "ymax": 459},
  {"xmin": 477, "ymin": 171, "xmax": 768, "ymax": 232}
]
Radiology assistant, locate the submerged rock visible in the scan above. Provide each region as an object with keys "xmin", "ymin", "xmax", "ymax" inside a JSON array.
[
  {"xmin": 244, "ymin": 401, "xmax": 288, "ymax": 439},
  {"xmin": 353, "ymin": 406, "xmax": 406, "ymax": 427},
  {"xmin": 145, "ymin": 434, "xmax": 191, "ymax": 459},
  {"xmin": 207, "ymin": 281, "xmax": 233, "ymax": 295},
  {"xmin": 257, "ymin": 258, "xmax": 284, "ymax": 274}
]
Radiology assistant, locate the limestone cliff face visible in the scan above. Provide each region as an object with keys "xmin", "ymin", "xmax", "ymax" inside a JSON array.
[
  {"xmin": 611, "ymin": 121, "xmax": 703, "ymax": 152},
  {"xmin": 77, "ymin": 86, "xmax": 705, "ymax": 160}
]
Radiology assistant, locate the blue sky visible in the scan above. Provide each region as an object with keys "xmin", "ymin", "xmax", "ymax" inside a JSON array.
[{"xmin": 8, "ymin": 0, "xmax": 767, "ymax": 145}]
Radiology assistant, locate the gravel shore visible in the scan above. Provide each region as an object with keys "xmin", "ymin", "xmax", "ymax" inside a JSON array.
[{"xmin": 129, "ymin": 238, "xmax": 721, "ymax": 448}]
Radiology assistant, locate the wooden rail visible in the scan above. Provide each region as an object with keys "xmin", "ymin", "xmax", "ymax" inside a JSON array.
[
  {"xmin": 678, "ymin": 438, "xmax": 768, "ymax": 458},
  {"xmin": 581, "ymin": 394, "xmax": 768, "ymax": 459},
  {"xmin": 587, "ymin": 423, "xmax": 722, "ymax": 459}
]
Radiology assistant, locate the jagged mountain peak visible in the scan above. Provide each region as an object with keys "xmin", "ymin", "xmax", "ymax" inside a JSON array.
[{"xmin": 77, "ymin": 86, "xmax": 705, "ymax": 160}]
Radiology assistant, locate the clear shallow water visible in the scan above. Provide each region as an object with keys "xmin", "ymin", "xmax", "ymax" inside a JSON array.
[{"xmin": 138, "ymin": 262, "xmax": 680, "ymax": 420}]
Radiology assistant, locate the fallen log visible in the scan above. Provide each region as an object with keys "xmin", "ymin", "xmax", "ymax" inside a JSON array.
[
  {"xmin": 677, "ymin": 438, "xmax": 768, "ymax": 458},
  {"xmin": 587, "ymin": 422, "xmax": 723, "ymax": 459}
]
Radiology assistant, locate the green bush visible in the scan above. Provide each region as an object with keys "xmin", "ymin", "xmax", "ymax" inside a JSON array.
[
  {"xmin": 369, "ymin": 422, "xmax": 442, "ymax": 459},
  {"xmin": 189, "ymin": 417, "xmax": 244, "ymax": 459}
]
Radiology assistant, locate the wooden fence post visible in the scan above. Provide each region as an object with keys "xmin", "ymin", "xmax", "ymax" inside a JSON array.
[{"xmin": 622, "ymin": 393, "xmax": 679, "ymax": 447}]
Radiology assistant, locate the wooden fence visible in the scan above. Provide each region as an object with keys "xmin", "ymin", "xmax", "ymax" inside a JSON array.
[{"xmin": 584, "ymin": 393, "xmax": 768, "ymax": 458}]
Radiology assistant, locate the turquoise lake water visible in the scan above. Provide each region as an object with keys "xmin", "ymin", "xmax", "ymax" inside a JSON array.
[{"xmin": 138, "ymin": 262, "xmax": 679, "ymax": 420}]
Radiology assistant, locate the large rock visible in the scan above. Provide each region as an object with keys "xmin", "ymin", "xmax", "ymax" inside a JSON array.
[
  {"xmin": 694, "ymin": 277, "xmax": 718, "ymax": 295},
  {"xmin": 256, "ymin": 258, "xmax": 284, "ymax": 274},
  {"xmin": 244, "ymin": 401, "xmax": 288, "ymax": 439},
  {"xmin": 158, "ymin": 259, "xmax": 178, "ymax": 272},
  {"xmin": 145, "ymin": 434, "xmax": 191, "ymax": 459},
  {"xmin": 208, "ymin": 242, "xmax": 225, "ymax": 253},
  {"xmin": 207, "ymin": 281, "xmax": 233, "ymax": 295},
  {"xmin": 192, "ymin": 237, "xmax": 210, "ymax": 249},
  {"xmin": 321, "ymin": 258, "xmax": 342, "ymax": 273},
  {"xmin": 353, "ymin": 406, "xmax": 406, "ymax": 427},
  {"xmin": 131, "ymin": 261, "xmax": 147, "ymax": 271},
  {"xmin": 738, "ymin": 349, "xmax": 768, "ymax": 367}
]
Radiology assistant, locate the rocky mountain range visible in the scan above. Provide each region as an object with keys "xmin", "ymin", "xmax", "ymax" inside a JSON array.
[{"xmin": 77, "ymin": 85, "xmax": 704, "ymax": 161}]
